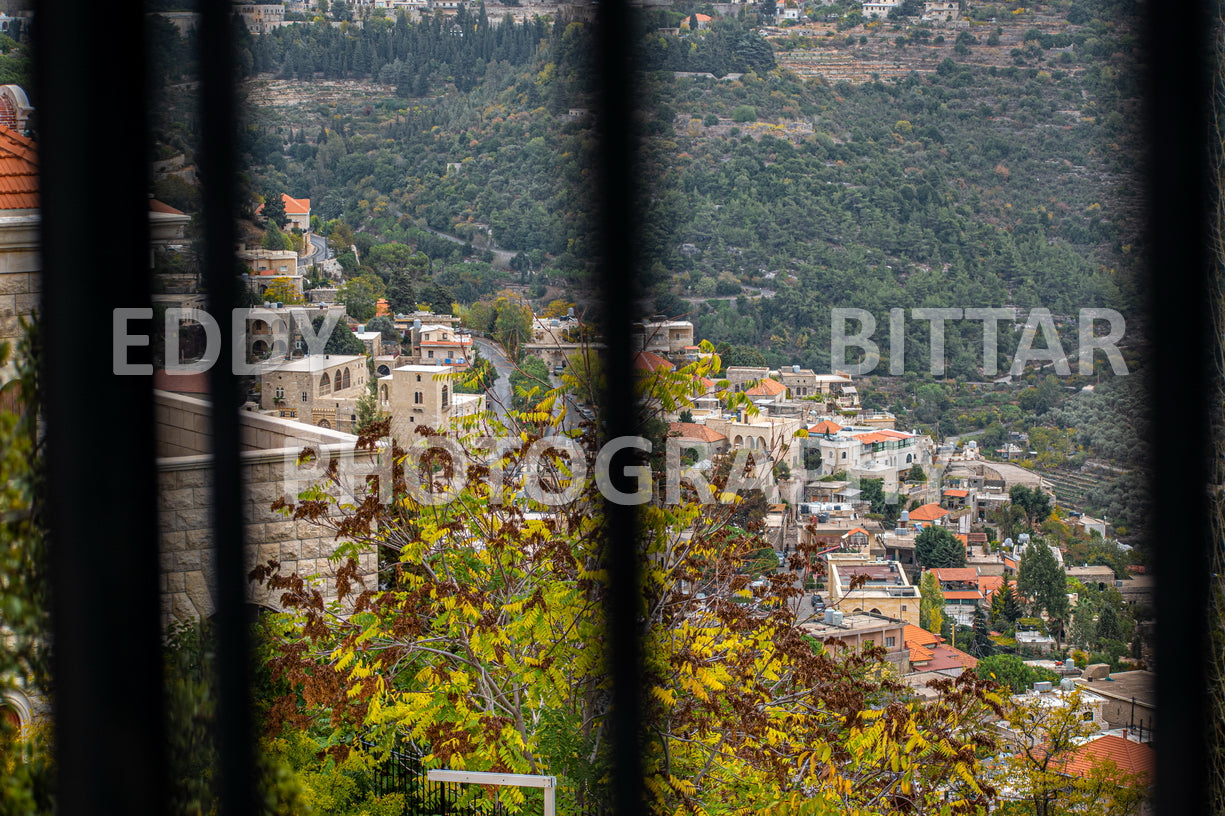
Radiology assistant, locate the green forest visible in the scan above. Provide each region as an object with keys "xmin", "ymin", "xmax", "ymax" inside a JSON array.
[{"xmin": 147, "ymin": 0, "xmax": 1149, "ymax": 527}]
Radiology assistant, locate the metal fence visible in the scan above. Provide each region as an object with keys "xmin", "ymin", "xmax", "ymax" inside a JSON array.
[{"xmin": 366, "ymin": 739, "xmax": 605, "ymax": 816}]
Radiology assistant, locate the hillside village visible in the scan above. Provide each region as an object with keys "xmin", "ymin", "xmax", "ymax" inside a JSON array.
[{"xmin": 0, "ymin": 0, "xmax": 1173, "ymax": 811}]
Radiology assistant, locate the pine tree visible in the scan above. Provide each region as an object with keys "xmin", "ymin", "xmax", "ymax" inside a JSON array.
[
  {"xmin": 1095, "ymin": 603, "xmax": 1122, "ymax": 647},
  {"xmin": 1018, "ymin": 540, "xmax": 1069, "ymax": 645},
  {"xmin": 385, "ymin": 270, "xmax": 416, "ymax": 316},
  {"xmin": 915, "ymin": 525, "xmax": 966, "ymax": 568},
  {"xmin": 970, "ymin": 606, "xmax": 993, "ymax": 658}
]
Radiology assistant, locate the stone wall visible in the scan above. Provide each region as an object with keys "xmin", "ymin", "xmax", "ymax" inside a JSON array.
[
  {"xmin": 0, "ymin": 211, "xmax": 40, "ymax": 354},
  {"xmin": 155, "ymin": 391, "xmax": 382, "ymax": 622}
]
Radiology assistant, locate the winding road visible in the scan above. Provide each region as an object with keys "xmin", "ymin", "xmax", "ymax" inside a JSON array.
[{"xmin": 473, "ymin": 336, "xmax": 514, "ymax": 421}]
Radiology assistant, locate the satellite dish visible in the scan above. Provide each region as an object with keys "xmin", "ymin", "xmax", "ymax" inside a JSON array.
[{"xmin": 1003, "ymin": 537, "xmax": 1014, "ymax": 548}]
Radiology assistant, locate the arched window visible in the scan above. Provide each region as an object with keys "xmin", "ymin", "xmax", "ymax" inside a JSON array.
[
  {"xmin": 318, "ymin": 419, "xmax": 331, "ymax": 429},
  {"xmin": 907, "ymin": 453, "xmax": 913, "ymax": 463},
  {"xmin": 319, "ymin": 373, "xmax": 331, "ymax": 395},
  {"xmin": 734, "ymin": 435, "xmax": 743, "ymax": 446},
  {"xmin": 414, "ymin": 391, "xmax": 423, "ymax": 404},
  {"xmin": 758, "ymin": 436, "xmax": 767, "ymax": 451},
  {"xmin": 869, "ymin": 608, "xmax": 881, "ymax": 616},
  {"xmin": 251, "ymin": 339, "xmax": 268, "ymax": 356},
  {"xmin": 341, "ymin": 368, "xmax": 351, "ymax": 390},
  {"xmin": 251, "ymin": 319, "xmax": 270, "ymax": 335},
  {"xmin": 377, "ymin": 365, "xmax": 390, "ymax": 376},
  {"xmin": 380, "ymin": 384, "xmax": 388, "ymax": 401}
]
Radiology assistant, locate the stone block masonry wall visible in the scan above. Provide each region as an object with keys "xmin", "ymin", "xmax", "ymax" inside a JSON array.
[
  {"xmin": 0, "ymin": 212, "xmax": 41, "ymax": 352},
  {"xmin": 158, "ymin": 447, "xmax": 380, "ymax": 622}
]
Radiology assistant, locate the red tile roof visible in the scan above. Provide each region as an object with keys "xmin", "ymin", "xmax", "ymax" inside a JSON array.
[
  {"xmin": 854, "ymin": 430, "xmax": 913, "ymax": 445},
  {"xmin": 810, "ymin": 420, "xmax": 842, "ymax": 435},
  {"xmin": 669, "ymin": 422, "xmax": 727, "ymax": 443},
  {"xmin": 842, "ymin": 527, "xmax": 871, "ymax": 539},
  {"xmin": 924, "ymin": 644, "xmax": 978, "ymax": 671},
  {"xmin": 0, "ymin": 126, "xmax": 37, "ymax": 210},
  {"xmin": 944, "ymin": 488, "xmax": 969, "ymax": 497},
  {"xmin": 281, "ymin": 193, "xmax": 310, "ymax": 214},
  {"xmin": 909, "ymin": 503, "xmax": 950, "ymax": 522},
  {"xmin": 930, "ymin": 567, "xmax": 979, "ymax": 583},
  {"xmin": 942, "ymin": 590, "xmax": 984, "ymax": 601},
  {"xmin": 904, "ymin": 624, "xmax": 940, "ymax": 648},
  {"xmin": 745, "ymin": 378, "xmax": 786, "ymax": 397},
  {"xmin": 979, "ymin": 576, "xmax": 1005, "ymax": 599},
  {"xmin": 633, "ymin": 351, "xmax": 675, "ymax": 372},
  {"xmin": 149, "ymin": 198, "xmax": 185, "ymax": 215},
  {"xmin": 1055, "ymin": 735, "xmax": 1154, "ymax": 783}
]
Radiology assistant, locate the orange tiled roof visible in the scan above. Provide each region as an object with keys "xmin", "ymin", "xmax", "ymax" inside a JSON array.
[
  {"xmin": 0, "ymin": 126, "xmax": 37, "ymax": 210},
  {"xmin": 375, "ymin": 298, "xmax": 390, "ymax": 317},
  {"xmin": 810, "ymin": 420, "xmax": 842, "ymax": 435},
  {"xmin": 281, "ymin": 193, "xmax": 310, "ymax": 214},
  {"xmin": 909, "ymin": 503, "xmax": 949, "ymax": 522},
  {"xmin": 633, "ymin": 351, "xmax": 675, "ymax": 372},
  {"xmin": 854, "ymin": 429, "xmax": 911, "ymax": 444},
  {"xmin": 925, "ymin": 644, "xmax": 978, "ymax": 671},
  {"xmin": 149, "ymin": 198, "xmax": 185, "ymax": 215},
  {"xmin": 908, "ymin": 643, "xmax": 935, "ymax": 663},
  {"xmin": 842, "ymin": 527, "xmax": 871, "ymax": 539},
  {"xmin": 745, "ymin": 378, "xmax": 786, "ymax": 397},
  {"xmin": 931, "ymin": 567, "xmax": 979, "ymax": 582},
  {"xmin": 942, "ymin": 590, "xmax": 983, "ymax": 601},
  {"xmin": 904, "ymin": 624, "xmax": 940, "ymax": 649},
  {"xmin": 669, "ymin": 422, "xmax": 727, "ymax": 443},
  {"xmin": 944, "ymin": 488, "xmax": 969, "ymax": 497},
  {"xmin": 979, "ymin": 576, "xmax": 1005, "ymax": 599},
  {"xmin": 1055, "ymin": 735, "xmax": 1154, "ymax": 782}
]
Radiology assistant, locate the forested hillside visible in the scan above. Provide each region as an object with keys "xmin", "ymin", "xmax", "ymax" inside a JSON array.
[{"xmin": 149, "ymin": 0, "xmax": 1149, "ymax": 527}]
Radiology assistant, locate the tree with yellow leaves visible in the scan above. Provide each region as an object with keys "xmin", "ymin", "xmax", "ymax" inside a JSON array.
[{"xmin": 253, "ymin": 344, "xmax": 1007, "ymax": 814}]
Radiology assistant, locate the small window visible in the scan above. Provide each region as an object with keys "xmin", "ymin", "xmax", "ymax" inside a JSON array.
[
  {"xmin": 414, "ymin": 391, "xmax": 423, "ymax": 404},
  {"xmin": 416, "ymin": 374, "xmax": 422, "ymax": 382},
  {"xmin": 301, "ymin": 391, "xmax": 307, "ymax": 402},
  {"xmin": 901, "ymin": 605, "xmax": 908, "ymax": 612},
  {"xmin": 1083, "ymin": 711, "xmax": 1094, "ymax": 721},
  {"xmin": 441, "ymin": 386, "xmax": 449, "ymax": 408},
  {"xmin": 885, "ymin": 637, "xmax": 896, "ymax": 648},
  {"xmin": 427, "ymin": 350, "xmax": 434, "ymax": 358},
  {"xmin": 274, "ymin": 386, "xmax": 284, "ymax": 400}
]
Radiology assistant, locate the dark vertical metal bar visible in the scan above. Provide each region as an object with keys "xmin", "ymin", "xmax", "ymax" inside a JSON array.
[
  {"xmin": 1147, "ymin": 1, "xmax": 1210, "ymax": 814},
  {"xmin": 592, "ymin": 0, "xmax": 645, "ymax": 812},
  {"xmin": 198, "ymin": 1, "xmax": 253, "ymax": 814},
  {"xmin": 36, "ymin": 1, "xmax": 167, "ymax": 815}
]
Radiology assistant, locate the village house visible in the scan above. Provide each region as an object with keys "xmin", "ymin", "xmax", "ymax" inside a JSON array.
[
  {"xmin": 381, "ymin": 363, "xmax": 485, "ymax": 444},
  {"xmin": 922, "ymin": 0, "xmax": 959, "ymax": 21},
  {"xmin": 667, "ymin": 421, "xmax": 729, "ymax": 463},
  {"xmin": 233, "ymin": 1, "xmax": 285, "ymax": 33},
  {"xmin": 902, "ymin": 624, "xmax": 978, "ymax": 676},
  {"xmin": 800, "ymin": 612, "xmax": 911, "ymax": 677},
  {"xmin": 825, "ymin": 553, "xmax": 920, "ymax": 626},
  {"xmin": 259, "ymin": 354, "xmax": 368, "ymax": 431},
  {"xmin": 633, "ymin": 318, "xmax": 694, "ymax": 358},
  {"xmin": 0, "ymin": 122, "xmax": 39, "ymax": 366}
]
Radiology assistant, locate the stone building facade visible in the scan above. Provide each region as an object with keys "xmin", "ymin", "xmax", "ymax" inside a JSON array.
[
  {"xmin": 381, "ymin": 363, "xmax": 485, "ymax": 443},
  {"xmin": 259, "ymin": 353, "xmax": 369, "ymax": 431}
]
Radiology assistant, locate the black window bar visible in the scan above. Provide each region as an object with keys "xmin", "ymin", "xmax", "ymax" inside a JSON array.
[{"xmin": 28, "ymin": 1, "xmax": 1219, "ymax": 815}]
